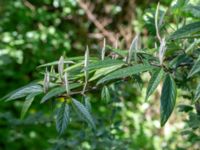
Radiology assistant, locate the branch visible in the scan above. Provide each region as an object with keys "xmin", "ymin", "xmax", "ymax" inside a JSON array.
[{"xmin": 77, "ymin": 0, "xmax": 116, "ymax": 44}]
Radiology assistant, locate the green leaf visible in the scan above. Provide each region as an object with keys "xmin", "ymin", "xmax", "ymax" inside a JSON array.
[
  {"xmin": 186, "ymin": 39, "xmax": 200, "ymax": 53},
  {"xmin": 160, "ymin": 74, "xmax": 177, "ymax": 126},
  {"xmin": 194, "ymin": 84, "xmax": 200, "ymax": 101},
  {"xmin": 170, "ymin": 22, "xmax": 200, "ymax": 40},
  {"xmin": 56, "ymin": 102, "xmax": 70, "ymax": 134},
  {"xmin": 4, "ymin": 83, "xmax": 43, "ymax": 101},
  {"xmin": 87, "ymin": 59, "xmax": 124, "ymax": 71},
  {"xmin": 89, "ymin": 64, "xmax": 123, "ymax": 81},
  {"xmin": 41, "ymin": 83, "xmax": 81, "ymax": 103},
  {"xmin": 101, "ymin": 86, "xmax": 110, "ymax": 103},
  {"xmin": 185, "ymin": 4, "xmax": 200, "ymax": 18},
  {"xmin": 188, "ymin": 56, "xmax": 200, "ymax": 78},
  {"xmin": 37, "ymin": 60, "xmax": 74, "ymax": 68},
  {"xmin": 146, "ymin": 68, "xmax": 165, "ymax": 101},
  {"xmin": 21, "ymin": 92, "xmax": 41, "ymax": 119},
  {"xmin": 72, "ymin": 98, "xmax": 95, "ymax": 129},
  {"xmin": 97, "ymin": 64, "xmax": 154, "ymax": 84},
  {"xmin": 84, "ymin": 96, "xmax": 91, "ymax": 112},
  {"xmin": 106, "ymin": 46, "xmax": 128, "ymax": 57}
]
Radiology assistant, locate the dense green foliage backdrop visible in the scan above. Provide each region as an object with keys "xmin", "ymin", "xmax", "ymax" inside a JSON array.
[{"xmin": 1, "ymin": 0, "xmax": 200, "ymax": 150}]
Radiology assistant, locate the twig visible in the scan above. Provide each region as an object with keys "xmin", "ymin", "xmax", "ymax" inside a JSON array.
[{"xmin": 77, "ymin": 0, "xmax": 116, "ymax": 44}]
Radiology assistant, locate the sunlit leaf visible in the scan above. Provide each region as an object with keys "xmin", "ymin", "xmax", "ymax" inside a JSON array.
[
  {"xmin": 97, "ymin": 64, "xmax": 154, "ymax": 84},
  {"xmin": 4, "ymin": 83, "xmax": 43, "ymax": 101},
  {"xmin": 87, "ymin": 59, "xmax": 124, "ymax": 71},
  {"xmin": 89, "ymin": 64, "xmax": 123, "ymax": 81},
  {"xmin": 21, "ymin": 92, "xmax": 41, "ymax": 119}
]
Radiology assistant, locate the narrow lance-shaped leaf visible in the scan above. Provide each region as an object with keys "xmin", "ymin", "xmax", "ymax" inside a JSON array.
[
  {"xmin": 21, "ymin": 92, "xmax": 40, "ymax": 119},
  {"xmin": 56, "ymin": 102, "xmax": 70, "ymax": 134},
  {"xmin": 72, "ymin": 98, "xmax": 96, "ymax": 129},
  {"xmin": 170, "ymin": 22, "xmax": 200, "ymax": 40},
  {"xmin": 37, "ymin": 60, "xmax": 74, "ymax": 68},
  {"xmin": 4, "ymin": 83, "xmax": 43, "ymax": 101},
  {"xmin": 188, "ymin": 55, "xmax": 200, "ymax": 78},
  {"xmin": 97, "ymin": 64, "xmax": 154, "ymax": 85},
  {"xmin": 58, "ymin": 56, "xmax": 64, "ymax": 80},
  {"xmin": 40, "ymin": 83, "xmax": 81, "ymax": 103},
  {"xmin": 194, "ymin": 84, "xmax": 200, "ymax": 102},
  {"xmin": 84, "ymin": 96, "xmax": 91, "ymax": 112},
  {"xmin": 87, "ymin": 59, "xmax": 123, "ymax": 71},
  {"xmin": 146, "ymin": 68, "xmax": 165, "ymax": 101},
  {"xmin": 101, "ymin": 38, "xmax": 106, "ymax": 60},
  {"xmin": 160, "ymin": 74, "xmax": 177, "ymax": 126},
  {"xmin": 89, "ymin": 64, "xmax": 123, "ymax": 81}
]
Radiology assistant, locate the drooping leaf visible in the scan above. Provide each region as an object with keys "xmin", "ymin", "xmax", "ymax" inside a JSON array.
[
  {"xmin": 160, "ymin": 74, "xmax": 177, "ymax": 126},
  {"xmin": 188, "ymin": 56, "xmax": 200, "ymax": 78},
  {"xmin": 97, "ymin": 64, "xmax": 154, "ymax": 84},
  {"xmin": 21, "ymin": 92, "xmax": 41, "ymax": 119},
  {"xmin": 72, "ymin": 98, "xmax": 95, "ymax": 129},
  {"xmin": 170, "ymin": 22, "xmax": 200, "ymax": 40},
  {"xmin": 4, "ymin": 83, "xmax": 43, "ymax": 101},
  {"xmin": 101, "ymin": 86, "xmax": 110, "ymax": 103},
  {"xmin": 56, "ymin": 102, "xmax": 70, "ymax": 134},
  {"xmin": 194, "ymin": 84, "xmax": 200, "ymax": 101},
  {"xmin": 146, "ymin": 68, "xmax": 165, "ymax": 101}
]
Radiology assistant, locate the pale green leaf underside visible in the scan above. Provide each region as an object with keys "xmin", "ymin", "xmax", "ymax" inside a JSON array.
[
  {"xmin": 4, "ymin": 83, "xmax": 43, "ymax": 101},
  {"xmin": 87, "ymin": 59, "xmax": 124, "ymax": 71},
  {"xmin": 160, "ymin": 74, "xmax": 177, "ymax": 126}
]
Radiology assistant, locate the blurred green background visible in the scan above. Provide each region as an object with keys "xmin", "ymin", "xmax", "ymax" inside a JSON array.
[{"xmin": 0, "ymin": 0, "xmax": 199, "ymax": 150}]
